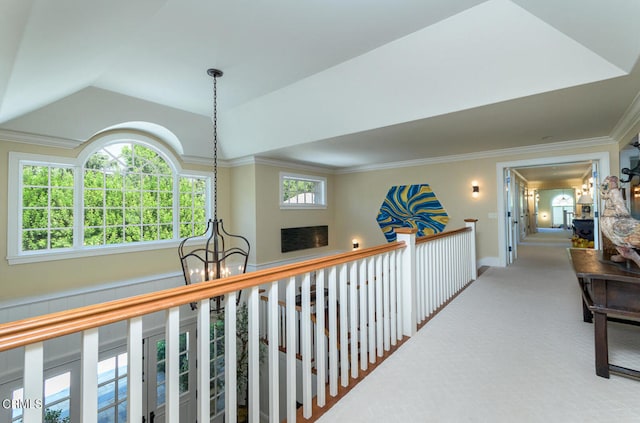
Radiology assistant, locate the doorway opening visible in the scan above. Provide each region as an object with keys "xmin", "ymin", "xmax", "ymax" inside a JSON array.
[{"xmin": 496, "ymin": 151, "xmax": 609, "ymax": 267}]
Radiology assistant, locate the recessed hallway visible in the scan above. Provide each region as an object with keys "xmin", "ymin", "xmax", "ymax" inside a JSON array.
[{"xmin": 317, "ymin": 235, "xmax": 640, "ymax": 422}]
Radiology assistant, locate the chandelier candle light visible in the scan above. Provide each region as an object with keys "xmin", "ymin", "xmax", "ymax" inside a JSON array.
[{"xmin": 178, "ymin": 68, "xmax": 250, "ymax": 311}]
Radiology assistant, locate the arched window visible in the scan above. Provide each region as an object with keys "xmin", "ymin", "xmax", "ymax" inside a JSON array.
[
  {"xmin": 84, "ymin": 142, "xmax": 177, "ymax": 245},
  {"xmin": 551, "ymin": 193, "xmax": 574, "ymax": 228},
  {"xmin": 8, "ymin": 133, "xmax": 210, "ymax": 264}
]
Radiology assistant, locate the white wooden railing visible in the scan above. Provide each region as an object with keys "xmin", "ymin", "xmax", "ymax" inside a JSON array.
[{"xmin": 0, "ymin": 220, "xmax": 477, "ymax": 423}]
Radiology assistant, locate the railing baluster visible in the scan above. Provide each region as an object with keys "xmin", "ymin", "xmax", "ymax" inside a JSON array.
[
  {"xmin": 382, "ymin": 253, "xmax": 391, "ymax": 351},
  {"xmin": 285, "ymin": 277, "xmax": 297, "ymax": 422},
  {"xmin": 367, "ymin": 257, "xmax": 375, "ymax": 363},
  {"xmin": 248, "ymin": 286, "xmax": 260, "ymax": 423},
  {"xmin": 438, "ymin": 239, "xmax": 445, "ymax": 307},
  {"xmin": 417, "ymin": 244, "xmax": 424, "ymax": 322},
  {"xmin": 267, "ymin": 282, "xmax": 280, "ymax": 423},
  {"xmin": 165, "ymin": 307, "xmax": 180, "ymax": 423},
  {"xmin": 81, "ymin": 328, "xmax": 99, "ymax": 423},
  {"xmin": 328, "ymin": 266, "xmax": 338, "ymax": 396},
  {"xmin": 128, "ymin": 317, "xmax": 143, "ymax": 423},
  {"xmin": 395, "ymin": 250, "xmax": 403, "ymax": 341},
  {"xmin": 301, "ymin": 273, "xmax": 312, "ymax": 418},
  {"xmin": 449, "ymin": 237, "xmax": 455, "ymax": 296},
  {"xmin": 427, "ymin": 242, "xmax": 434, "ymax": 316},
  {"xmin": 225, "ymin": 293, "xmax": 238, "ymax": 423},
  {"xmin": 389, "ymin": 250, "xmax": 397, "ymax": 345},
  {"xmin": 349, "ymin": 262, "xmax": 358, "ymax": 378},
  {"xmin": 23, "ymin": 342, "xmax": 43, "ymax": 423},
  {"xmin": 339, "ymin": 264, "xmax": 349, "ymax": 386},
  {"xmin": 444, "ymin": 237, "xmax": 451, "ymax": 300},
  {"xmin": 196, "ymin": 300, "xmax": 210, "ymax": 423},
  {"xmin": 358, "ymin": 258, "xmax": 368, "ymax": 370},
  {"xmin": 315, "ymin": 269, "xmax": 326, "ymax": 407},
  {"xmin": 375, "ymin": 255, "xmax": 383, "ymax": 357}
]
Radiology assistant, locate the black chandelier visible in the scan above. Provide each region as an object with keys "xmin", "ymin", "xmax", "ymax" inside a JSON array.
[{"xmin": 178, "ymin": 68, "xmax": 250, "ymax": 311}]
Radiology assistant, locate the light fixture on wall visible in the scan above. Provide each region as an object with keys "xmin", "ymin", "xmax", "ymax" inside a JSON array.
[
  {"xmin": 471, "ymin": 181, "xmax": 479, "ymax": 198},
  {"xmin": 352, "ymin": 239, "xmax": 360, "ymax": 250},
  {"xmin": 178, "ymin": 68, "xmax": 250, "ymax": 312}
]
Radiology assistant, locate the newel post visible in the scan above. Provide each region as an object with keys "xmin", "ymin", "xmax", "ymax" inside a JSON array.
[
  {"xmin": 465, "ymin": 219, "xmax": 478, "ymax": 280},
  {"xmin": 395, "ymin": 228, "xmax": 417, "ymax": 337}
]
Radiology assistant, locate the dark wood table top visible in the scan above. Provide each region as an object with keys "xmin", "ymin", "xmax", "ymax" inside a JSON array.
[{"xmin": 568, "ymin": 248, "xmax": 640, "ymax": 284}]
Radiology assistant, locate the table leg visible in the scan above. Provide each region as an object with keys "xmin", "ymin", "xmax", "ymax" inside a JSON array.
[
  {"xmin": 593, "ymin": 311, "xmax": 609, "ymax": 378},
  {"xmin": 582, "ymin": 296, "xmax": 592, "ymax": 323}
]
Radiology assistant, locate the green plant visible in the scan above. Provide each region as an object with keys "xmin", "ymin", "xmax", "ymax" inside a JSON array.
[
  {"xmin": 44, "ymin": 408, "xmax": 70, "ymax": 423},
  {"xmin": 216, "ymin": 302, "xmax": 266, "ymax": 407}
]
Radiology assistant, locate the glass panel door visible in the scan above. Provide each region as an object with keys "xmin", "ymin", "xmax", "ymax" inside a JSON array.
[{"xmin": 145, "ymin": 325, "xmax": 195, "ymax": 423}]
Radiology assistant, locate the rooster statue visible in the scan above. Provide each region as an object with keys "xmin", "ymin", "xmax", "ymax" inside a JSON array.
[{"xmin": 600, "ymin": 175, "xmax": 640, "ymax": 267}]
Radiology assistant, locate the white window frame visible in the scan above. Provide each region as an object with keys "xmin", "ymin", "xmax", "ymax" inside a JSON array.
[
  {"xmin": 7, "ymin": 133, "xmax": 211, "ymax": 265},
  {"xmin": 279, "ymin": 172, "xmax": 327, "ymax": 209}
]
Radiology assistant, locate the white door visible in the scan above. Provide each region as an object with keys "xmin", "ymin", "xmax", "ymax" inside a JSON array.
[
  {"xmin": 591, "ymin": 161, "xmax": 601, "ymax": 250},
  {"xmin": 505, "ymin": 168, "xmax": 515, "ymax": 264},
  {"xmin": 144, "ymin": 325, "xmax": 196, "ymax": 423}
]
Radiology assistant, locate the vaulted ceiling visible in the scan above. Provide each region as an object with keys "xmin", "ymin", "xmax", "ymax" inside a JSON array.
[{"xmin": 2, "ymin": 0, "xmax": 640, "ymax": 170}]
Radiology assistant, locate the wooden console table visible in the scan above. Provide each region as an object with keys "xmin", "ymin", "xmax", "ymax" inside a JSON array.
[{"xmin": 568, "ymin": 248, "xmax": 640, "ymax": 380}]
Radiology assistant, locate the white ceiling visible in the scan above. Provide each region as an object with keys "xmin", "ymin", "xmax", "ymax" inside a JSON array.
[
  {"xmin": 514, "ymin": 162, "xmax": 592, "ymax": 185},
  {"xmin": 1, "ymin": 0, "xmax": 640, "ymax": 170}
]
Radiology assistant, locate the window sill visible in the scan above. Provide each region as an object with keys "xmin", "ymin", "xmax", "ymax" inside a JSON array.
[
  {"xmin": 279, "ymin": 204, "xmax": 327, "ymax": 210},
  {"xmin": 6, "ymin": 239, "xmax": 184, "ymax": 265}
]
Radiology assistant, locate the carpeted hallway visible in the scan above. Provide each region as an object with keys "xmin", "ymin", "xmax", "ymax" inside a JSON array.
[{"xmin": 317, "ymin": 234, "xmax": 640, "ymax": 422}]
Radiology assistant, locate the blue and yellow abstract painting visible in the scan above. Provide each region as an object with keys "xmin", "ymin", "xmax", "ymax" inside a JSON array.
[{"xmin": 376, "ymin": 184, "xmax": 449, "ymax": 242}]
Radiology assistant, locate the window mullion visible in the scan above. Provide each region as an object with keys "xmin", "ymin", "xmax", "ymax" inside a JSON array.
[
  {"xmin": 75, "ymin": 165, "xmax": 84, "ymax": 250},
  {"xmin": 173, "ymin": 173, "xmax": 180, "ymax": 239}
]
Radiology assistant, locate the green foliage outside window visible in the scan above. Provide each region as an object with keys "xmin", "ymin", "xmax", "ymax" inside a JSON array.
[
  {"xmin": 22, "ymin": 165, "xmax": 74, "ymax": 251},
  {"xmin": 155, "ymin": 332, "xmax": 190, "ymax": 401},
  {"xmin": 282, "ymin": 178, "xmax": 318, "ymax": 203},
  {"xmin": 44, "ymin": 409, "xmax": 70, "ymax": 423}
]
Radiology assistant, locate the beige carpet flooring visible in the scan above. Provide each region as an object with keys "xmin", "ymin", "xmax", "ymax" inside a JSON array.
[{"xmin": 316, "ymin": 237, "xmax": 640, "ymax": 422}]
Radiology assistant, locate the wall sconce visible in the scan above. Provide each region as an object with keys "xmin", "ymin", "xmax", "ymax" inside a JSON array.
[
  {"xmin": 352, "ymin": 239, "xmax": 359, "ymax": 250},
  {"xmin": 541, "ymin": 213, "xmax": 548, "ymax": 219},
  {"xmin": 471, "ymin": 181, "xmax": 479, "ymax": 198}
]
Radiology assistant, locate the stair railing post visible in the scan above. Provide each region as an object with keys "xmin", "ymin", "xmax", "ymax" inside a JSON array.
[
  {"xmin": 395, "ymin": 228, "xmax": 417, "ymax": 337},
  {"xmin": 465, "ymin": 219, "xmax": 479, "ymax": 280}
]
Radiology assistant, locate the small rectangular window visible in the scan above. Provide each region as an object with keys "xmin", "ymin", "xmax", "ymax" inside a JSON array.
[{"xmin": 280, "ymin": 172, "xmax": 326, "ymax": 209}]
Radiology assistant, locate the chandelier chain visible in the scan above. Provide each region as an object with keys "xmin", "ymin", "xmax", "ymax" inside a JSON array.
[{"xmin": 212, "ymin": 72, "xmax": 218, "ymax": 221}]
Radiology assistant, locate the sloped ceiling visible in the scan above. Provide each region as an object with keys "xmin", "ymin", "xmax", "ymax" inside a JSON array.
[{"xmin": 1, "ymin": 0, "xmax": 639, "ymax": 169}]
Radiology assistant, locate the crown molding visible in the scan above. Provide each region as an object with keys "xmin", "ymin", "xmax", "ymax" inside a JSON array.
[
  {"xmin": 180, "ymin": 154, "xmax": 215, "ymax": 166},
  {"xmin": 2, "ymin": 127, "xmax": 618, "ymax": 176},
  {"xmin": 336, "ymin": 136, "xmax": 616, "ymax": 174},
  {"xmin": 0, "ymin": 129, "xmax": 81, "ymax": 149},
  {"xmin": 610, "ymin": 89, "xmax": 640, "ymax": 145},
  {"xmin": 226, "ymin": 156, "xmax": 336, "ymax": 174}
]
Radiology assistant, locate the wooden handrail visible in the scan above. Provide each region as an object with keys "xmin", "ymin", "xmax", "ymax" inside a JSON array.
[
  {"xmin": 416, "ymin": 226, "xmax": 471, "ymax": 245},
  {"xmin": 0, "ymin": 239, "xmax": 405, "ymax": 352}
]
